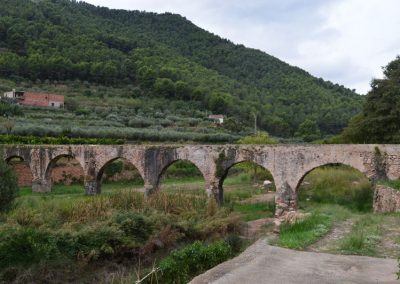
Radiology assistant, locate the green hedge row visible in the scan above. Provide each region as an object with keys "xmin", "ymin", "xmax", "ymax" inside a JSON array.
[{"xmin": 0, "ymin": 135, "xmax": 125, "ymax": 145}]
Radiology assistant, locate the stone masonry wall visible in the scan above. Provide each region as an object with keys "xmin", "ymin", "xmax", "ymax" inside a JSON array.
[
  {"xmin": 10, "ymin": 162, "xmax": 84, "ymax": 186},
  {"xmin": 373, "ymin": 185, "xmax": 400, "ymax": 213},
  {"xmin": 11, "ymin": 162, "xmax": 138, "ymax": 186},
  {"xmin": 10, "ymin": 163, "xmax": 33, "ymax": 187}
]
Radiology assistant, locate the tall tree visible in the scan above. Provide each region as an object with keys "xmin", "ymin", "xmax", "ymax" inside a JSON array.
[{"xmin": 341, "ymin": 56, "xmax": 400, "ymax": 143}]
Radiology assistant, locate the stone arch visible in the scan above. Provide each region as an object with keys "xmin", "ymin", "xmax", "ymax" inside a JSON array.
[
  {"xmin": 155, "ymin": 159, "xmax": 207, "ymax": 193},
  {"xmin": 218, "ymin": 159, "xmax": 276, "ymax": 203},
  {"xmin": 96, "ymin": 157, "xmax": 145, "ymax": 191},
  {"xmin": 294, "ymin": 162, "xmax": 371, "ymax": 192},
  {"xmin": 44, "ymin": 154, "xmax": 85, "ymax": 192},
  {"xmin": 5, "ymin": 155, "xmax": 25, "ymax": 163},
  {"xmin": 295, "ymin": 162, "xmax": 374, "ymax": 211},
  {"xmin": 5, "ymin": 155, "xmax": 33, "ymax": 187}
]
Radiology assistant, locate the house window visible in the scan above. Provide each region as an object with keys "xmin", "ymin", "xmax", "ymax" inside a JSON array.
[{"xmin": 51, "ymin": 103, "xmax": 55, "ymax": 107}]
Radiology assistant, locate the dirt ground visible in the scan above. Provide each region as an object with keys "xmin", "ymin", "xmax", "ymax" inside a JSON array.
[{"xmin": 306, "ymin": 214, "xmax": 400, "ymax": 258}]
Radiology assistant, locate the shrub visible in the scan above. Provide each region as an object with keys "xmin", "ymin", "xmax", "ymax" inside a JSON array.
[
  {"xmin": 112, "ymin": 212, "xmax": 153, "ymax": 243},
  {"xmin": 0, "ymin": 154, "xmax": 18, "ymax": 212},
  {"xmin": 0, "ymin": 226, "xmax": 60, "ymax": 267},
  {"xmin": 158, "ymin": 240, "xmax": 232, "ymax": 283},
  {"xmin": 224, "ymin": 234, "xmax": 243, "ymax": 254}
]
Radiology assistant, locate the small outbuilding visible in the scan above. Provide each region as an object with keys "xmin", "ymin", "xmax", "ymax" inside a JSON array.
[
  {"xmin": 208, "ymin": 114, "xmax": 224, "ymax": 124},
  {"xmin": 3, "ymin": 90, "xmax": 64, "ymax": 108}
]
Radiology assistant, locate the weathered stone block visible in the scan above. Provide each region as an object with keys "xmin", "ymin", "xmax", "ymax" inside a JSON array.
[{"xmin": 373, "ymin": 185, "xmax": 400, "ymax": 213}]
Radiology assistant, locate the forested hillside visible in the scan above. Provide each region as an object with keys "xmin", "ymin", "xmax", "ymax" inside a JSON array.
[
  {"xmin": 338, "ymin": 56, "xmax": 400, "ymax": 143},
  {"xmin": 0, "ymin": 0, "xmax": 364, "ymax": 140}
]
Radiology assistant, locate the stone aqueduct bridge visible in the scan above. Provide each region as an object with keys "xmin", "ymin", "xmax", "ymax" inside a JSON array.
[{"xmin": 4, "ymin": 144, "xmax": 400, "ymax": 217}]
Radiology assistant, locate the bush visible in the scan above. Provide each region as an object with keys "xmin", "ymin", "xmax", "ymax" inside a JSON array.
[
  {"xmin": 112, "ymin": 212, "xmax": 153, "ymax": 243},
  {"xmin": 0, "ymin": 226, "xmax": 60, "ymax": 267},
  {"xmin": 224, "ymin": 234, "xmax": 243, "ymax": 254},
  {"xmin": 0, "ymin": 155, "xmax": 18, "ymax": 212},
  {"xmin": 158, "ymin": 240, "xmax": 232, "ymax": 283}
]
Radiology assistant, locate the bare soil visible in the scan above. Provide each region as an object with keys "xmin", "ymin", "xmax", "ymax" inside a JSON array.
[
  {"xmin": 375, "ymin": 215, "xmax": 400, "ymax": 258},
  {"xmin": 307, "ymin": 217, "xmax": 358, "ymax": 253},
  {"xmin": 300, "ymin": 213, "xmax": 400, "ymax": 258}
]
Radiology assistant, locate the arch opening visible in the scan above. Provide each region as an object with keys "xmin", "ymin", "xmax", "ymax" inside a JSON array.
[
  {"xmin": 158, "ymin": 160, "xmax": 205, "ymax": 195},
  {"xmin": 45, "ymin": 155, "xmax": 85, "ymax": 194},
  {"xmin": 97, "ymin": 158, "xmax": 144, "ymax": 194},
  {"xmin": 219, "ymin": 161, "xmax": 276, "ymax": 220},
  {"xmin": 297, "ymin": 163, "xmax": 373, "ymax": 212},
  {"xmin": 6, "ymin": 156, "xmax": 33, "ymax": 194}
]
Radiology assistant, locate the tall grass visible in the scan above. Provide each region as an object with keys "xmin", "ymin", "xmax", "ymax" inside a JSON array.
[
  {"xmin": 276, "ymin": 204, "xmax": 351, "ymax": 250},
  {"xmin": 298, "ymin": 165, "xmax": 373, "ymax": 212},
  {"xmin": 233, "ymin": 202, "xmax": 275, "ymax": 221},
  {"xmin": 379, "ymin": 179, "xmax": 400, "ymax": 191},
  {"xmin": 0, "ymin": 189, "xmax": 241, "ymax": 282},
  {"xmin": 339, "ymin": 214, "xmax": 383, "ymax": 256},
  {"xmin": 276, "ymin": 213, "xmax": 331, "ymax": 249}
]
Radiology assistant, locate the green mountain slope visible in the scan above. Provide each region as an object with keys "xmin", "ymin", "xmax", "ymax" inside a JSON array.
[{"xmin": 0, "ymin": 0, "xmax": 363, "ymax": 139}]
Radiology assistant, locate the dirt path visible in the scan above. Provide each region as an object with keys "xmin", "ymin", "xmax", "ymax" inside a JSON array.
[
  {"xmin": 375, "ymin": 215, "xmax": 400, "ymax": 258},
  {"xmin": 307, "ymin": 216, "xmax": 358, "ymax": 253},
  {"xmin": 190, "ymin": 239, "xmax": 398, "ymax": 284},
  {"xmin": 239, "ymin": 192, "xmax": 275, "ymax": 204},
  {"xmin": 242, "ymin": 218, "xmax": 275, "ymax": 239},
  {"xmin": 306, "ymin": 214, "xmax": 400, "ymax": 258}
]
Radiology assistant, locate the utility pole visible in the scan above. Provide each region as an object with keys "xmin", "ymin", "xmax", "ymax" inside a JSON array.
[{"xmin": 253, "ymin": 112, "xmax": 257, "ymax": 135}]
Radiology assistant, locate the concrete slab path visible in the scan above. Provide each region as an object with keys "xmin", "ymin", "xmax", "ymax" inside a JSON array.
[{"xmin": 190, "ymin": 239, "xmax": 398, "ymax": 284}]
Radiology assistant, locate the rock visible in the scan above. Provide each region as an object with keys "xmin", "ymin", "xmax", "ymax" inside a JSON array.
[
  {"xmin": 263, "ymin": 180, "xmax": 274, "ymax": 190},
  {"xmin": 374, "ymin": 185, "xmax": 400, "ymax": 213},
  {"xmin": 283, "ymin": 211, "xmax": 311, "ymax": 224}
]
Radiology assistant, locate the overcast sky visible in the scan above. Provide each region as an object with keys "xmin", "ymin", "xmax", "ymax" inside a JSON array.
[{"xmin": 84, "ymin": 0, "xmax": 400, "ymax": 94}]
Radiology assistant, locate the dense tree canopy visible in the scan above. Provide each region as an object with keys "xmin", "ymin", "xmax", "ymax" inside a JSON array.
[
  {"xmin": 0, "ymin": 0, "xmax": 364, "ymax": 138},
  {"xmin": 340, "ymin": 56, "xmax": 400, "ymax": 143}
]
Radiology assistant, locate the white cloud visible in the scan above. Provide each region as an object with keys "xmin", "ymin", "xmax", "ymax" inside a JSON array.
[{"xmin": 84, "ymin": 0, "xmax": 400, "ymax": 94}]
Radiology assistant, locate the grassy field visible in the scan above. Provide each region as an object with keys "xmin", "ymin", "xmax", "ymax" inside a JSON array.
[
  {"xmin": 6, "ymin": 163, "xmax": 398, "ymax": 282},
  {"xmin": 0, "ymin": 165, "xmax": 274, "ymax": 283}
]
